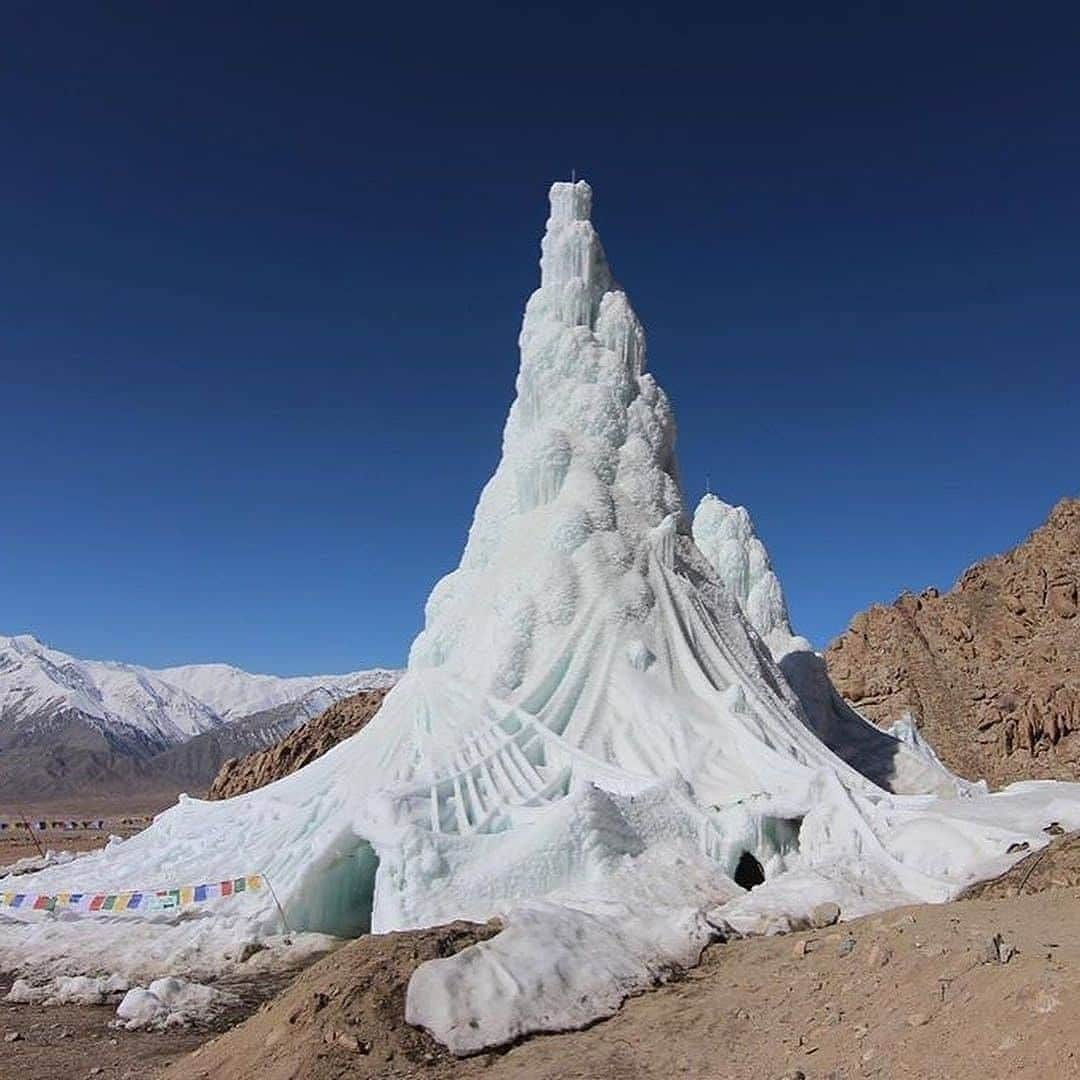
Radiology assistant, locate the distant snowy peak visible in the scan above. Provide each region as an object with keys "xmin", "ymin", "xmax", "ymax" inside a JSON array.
[
  {"xmin": 155, "ymin": 662, "xmax": 398, "ymax": 721},
  {"xmin": 0, "ymin": 633, "xmax": 399, "ymax": 752},
  {"xmin": 0, "ymin": 634, "xmax": 223, "ymax": 746},
  {"xmin": 691, "ymin": 494, "xmax": 810, "ymax": 659}
]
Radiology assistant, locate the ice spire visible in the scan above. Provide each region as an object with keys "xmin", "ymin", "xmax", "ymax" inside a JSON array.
[
  {"xmin": 692, "ymin": 494, "xmax": 808, "ymax": 659},
  {"xmin": 408, "ymin": 181, "xmax": 682, "ymax": 695}
]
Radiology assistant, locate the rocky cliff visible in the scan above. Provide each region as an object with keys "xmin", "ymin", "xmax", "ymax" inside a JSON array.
[
  {"xmin": 825, "ymin": 498, "xmax": 1079, "ymax": 786},
  {"xmin": 207, "ymin": 688, "xmax": 390, "ymax": 800}
]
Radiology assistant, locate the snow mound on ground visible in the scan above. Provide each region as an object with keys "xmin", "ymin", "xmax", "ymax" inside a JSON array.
[
  {"xmin": 113, "ymin": 976, "xmax": 238, "ymax": 1030},
  {"xmin": 6, "ymin": 181, "xmax": 1080, "ymax": 1056},
  {"xmin": 5, "ymin": 973, "xmax": 130, "ymax": 1006},
  {"xmin": 408, "ymin": 900, "xmax": 708, "ymax": 1056},
  {"xmin": 407, "ymin": 819, "xmax": 738, "ymax": 1055},
  {"xmin": 0, "ymin": 849, "xmax": 77, "ymax": 879}
]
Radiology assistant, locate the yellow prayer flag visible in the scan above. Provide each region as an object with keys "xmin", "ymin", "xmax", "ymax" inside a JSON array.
[
  {"xmin": 180, "ymin": 886, "xmax": 195, "ymax": 905},
  {"xmin": 246, "ymin": 875, "xmax": 262, "ymax": 891}
]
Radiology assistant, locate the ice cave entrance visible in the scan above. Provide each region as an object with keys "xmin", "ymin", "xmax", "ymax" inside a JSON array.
[
  {"xmin": 285, "ymin": 839, "xmax": 379, "ymax": 938},
  {"xmin": 734, "ymin": 851, "xmax": 766, "ymax": 891}
]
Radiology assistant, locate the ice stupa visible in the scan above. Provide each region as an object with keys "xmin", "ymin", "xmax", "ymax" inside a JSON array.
[
  {"xmin": 6, "ymin": 181, "xmax": 1080, "ymax": 1052},
  {"xmin": 692, "ymin": 494, "xmax": 969, "ymax": 796}
]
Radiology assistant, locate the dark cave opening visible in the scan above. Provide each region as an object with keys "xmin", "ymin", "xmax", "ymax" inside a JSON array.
[{"xmin": 734, "ymin": 850, "xmax": 766, "ymax": 890}]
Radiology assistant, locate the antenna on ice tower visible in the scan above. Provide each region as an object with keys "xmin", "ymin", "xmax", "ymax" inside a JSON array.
[
  {"xmin": 571, "ymin": 168, "xmax": 577, "ymax": 183},
  {"xmin": 705, "ymin": 474, "xmax": 712, "ymax": 496}
]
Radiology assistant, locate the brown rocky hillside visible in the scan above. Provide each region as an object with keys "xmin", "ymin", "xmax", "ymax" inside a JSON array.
[
  {"xmin": 207, "ymin": 688, "xmax": 390, "ymax": 799},
  {"xmin": 825, "ymin": 498, "xmax": 1079, "ymax": 787}
]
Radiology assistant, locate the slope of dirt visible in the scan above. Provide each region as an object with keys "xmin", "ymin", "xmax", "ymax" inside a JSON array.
[
  {"xmin": 160, "ymin": 920, "xmax": 498, "ymax": 1080},
  {"xmin": 207, "ymin": 689, "xmax": 389, "ymax": 800},
  {"xmin": 825, "ymin": 498, "xmax": 1080, "ymax": 786},
  {"xmin": 160, "ymin": 889, "xmax": 1080, "ymax": 1080}
]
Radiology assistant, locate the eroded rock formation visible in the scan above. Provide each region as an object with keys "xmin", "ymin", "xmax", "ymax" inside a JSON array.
[{"xmin": 825, "ymin": 499, "xmax": 1079, "ymax": 786}]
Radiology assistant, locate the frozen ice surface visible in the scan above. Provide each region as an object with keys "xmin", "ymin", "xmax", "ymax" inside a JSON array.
[
  {"xmin": 5, "ymin": 181, "xmax": 1080, "ymax": 1054},
  {"xmin": 691, "ymin": 495, "xmax": 808, "ymax": 661}
]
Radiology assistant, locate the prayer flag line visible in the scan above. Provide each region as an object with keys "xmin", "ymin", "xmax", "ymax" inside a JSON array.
[{"xmin": 0, "ymin": 875, "xmax": 263, "ymax": 914}]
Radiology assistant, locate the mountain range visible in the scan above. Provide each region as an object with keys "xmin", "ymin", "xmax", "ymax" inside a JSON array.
[{"xmin": 0, "ymin": 633, "xmax": 398, "ymax": 804}]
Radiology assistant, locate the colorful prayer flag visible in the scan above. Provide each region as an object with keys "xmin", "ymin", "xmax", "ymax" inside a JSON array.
[{"xmin": 0, "ymin": 872, "xmax": 262, "ymax": 914}]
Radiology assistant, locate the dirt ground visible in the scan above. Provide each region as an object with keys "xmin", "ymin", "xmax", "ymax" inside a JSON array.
[
  {"xmin": 143, "ymin": 888, "xmax": 1080, "ymax": 1080},
  {"xmin": 0, "ymin": 973, "xmax": 207, "ymax": 1080},
  {"xmin": 0, "ymin": 954, "xmax": 324, "ymax": 1080},
  {"xmin": 1, "ymin": 832, "xmax": 115, "ymax": 866},
  {"xmin": 0, "ymin": 799, "xmax": 165, "ymax": 869},
  {"xmin": 6, "ymin": 844, "xmax": 1080, "ymax": 1080}
]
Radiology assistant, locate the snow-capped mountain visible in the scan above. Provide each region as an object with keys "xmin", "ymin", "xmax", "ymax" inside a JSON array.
[
  {"xmin": 154, "ymin": 662, "xmax": 391, "ymax": 722},
  {"xmin": 0, "ymin": 633, "xmax": 399, "ymax": 757}
]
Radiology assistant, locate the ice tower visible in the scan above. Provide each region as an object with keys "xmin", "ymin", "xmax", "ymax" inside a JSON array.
[{"xmin": 7, "ymin": 184, "xmax": 1080, "ymax": 1054}]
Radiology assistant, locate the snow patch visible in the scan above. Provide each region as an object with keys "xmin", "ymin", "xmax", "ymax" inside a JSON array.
[
  {"xmin": 0, "ymin": 849, "xmax": 78, "ymax": 879},
  {"xmin": 5, "ymin": 973, "xmax": 130, "ymax": 1006},
  {"xmin": 113, "ymin": 976, "xmax": 238, "ymax": 1030}
]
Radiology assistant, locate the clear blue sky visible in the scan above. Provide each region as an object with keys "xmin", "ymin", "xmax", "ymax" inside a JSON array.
[{"xmin": 2, "ymin": 3, "xmax": 1077, "ymax": 674}]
